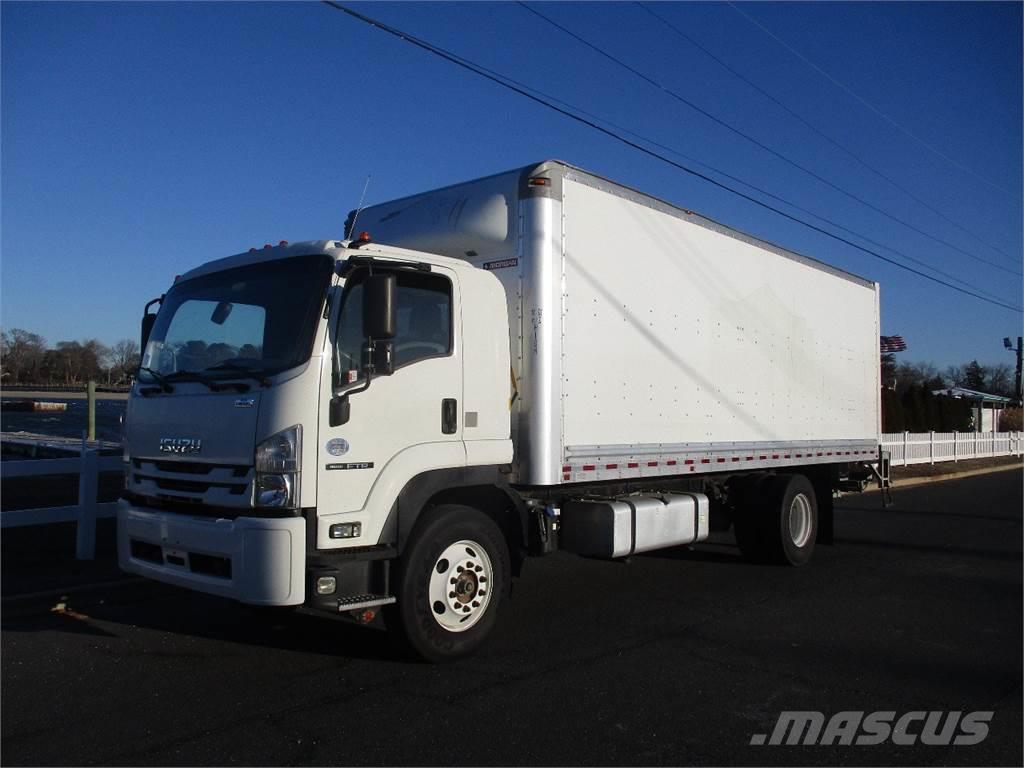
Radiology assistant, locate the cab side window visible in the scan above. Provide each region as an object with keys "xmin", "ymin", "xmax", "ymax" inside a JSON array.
[
  {"xmin": 336, "ymin": 270, "xmax": 452, "ymax": 382},
  {"xmin": 393, "ymin": 272, "xmax": 452, "ymax": 367}
]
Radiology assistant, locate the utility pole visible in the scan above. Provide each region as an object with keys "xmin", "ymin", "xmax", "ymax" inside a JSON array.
[{"xmin": 1005, "ymin": 336, "xmax": 1023, "ymax": 405}]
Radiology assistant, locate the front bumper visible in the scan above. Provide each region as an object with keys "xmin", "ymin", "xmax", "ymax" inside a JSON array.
[{"xmin": 117, "ymin": 500, "xmax": 305, "ymax": 606}]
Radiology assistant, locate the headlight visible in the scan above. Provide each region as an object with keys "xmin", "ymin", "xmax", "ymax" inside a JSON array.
[{"xmin": 254, "ymin": 425, "xmax": 301, "ymax": 508}]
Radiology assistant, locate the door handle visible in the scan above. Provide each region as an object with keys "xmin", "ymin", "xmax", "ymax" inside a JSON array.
[{"xmin": 441, "ymin": 398, "xmax": 457, "ymax": 435}]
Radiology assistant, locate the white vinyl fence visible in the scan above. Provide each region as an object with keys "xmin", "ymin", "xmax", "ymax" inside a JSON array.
[
  {"xmin": 882, "ymin": 431, "xmax": 1023, "ymax": 467},
  {"xmin": 1, "ymin": 448, "xmax": 121, "ymax": 559}
]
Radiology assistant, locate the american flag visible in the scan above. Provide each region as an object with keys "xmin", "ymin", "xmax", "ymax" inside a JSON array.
[{"xmin": 880, "ymin": 335, "xmax": 907, "ymax": 353}]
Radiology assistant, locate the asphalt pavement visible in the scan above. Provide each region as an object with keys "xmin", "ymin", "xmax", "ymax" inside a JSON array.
[{"xmin": 2, "ymin": 469, "xmax": 1021, "ymax": 766}]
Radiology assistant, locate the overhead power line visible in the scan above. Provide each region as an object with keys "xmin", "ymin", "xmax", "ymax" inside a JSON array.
[
  {"xmin": 319, "ymin": 1, "xmax": 1022, "ymax": 314},
  {"xmin": 727, "ymin": 1, "xmax": 1020, "ymax": 200},
  {"xmin": 516, "ymin": 1, "xmax": 1021, "ymax": 279},
  {"xmin": 320, "ymin": 10, "xmax": 1007, "ymax": 305},
  {"xmin": 636, "ymin": 1, "xmax": 1021, "ymax": 268}
]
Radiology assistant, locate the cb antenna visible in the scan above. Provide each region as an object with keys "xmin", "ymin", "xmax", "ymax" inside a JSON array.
[{"xmin": 347, "ymin": 174, "xmax": 372, "ymax": 238}]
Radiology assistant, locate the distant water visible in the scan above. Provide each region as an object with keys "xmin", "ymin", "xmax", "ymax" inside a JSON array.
[{"xmin": 1, "ymin": 399, "xmax": 126, "ymax": 443}]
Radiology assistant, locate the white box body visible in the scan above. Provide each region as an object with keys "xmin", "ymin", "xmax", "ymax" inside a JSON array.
[{"xmin": 356, "ymin": 161, "xmax": 881, "ymax": 486}]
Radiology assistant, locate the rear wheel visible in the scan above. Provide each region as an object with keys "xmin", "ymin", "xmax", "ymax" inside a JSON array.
[
  {"xmin": 385, "ymin": 504, "xmax": 509, "ymax": 662},
  {"xmin": 734, "ymin": 473, "xmax": 817, "ymax": 566}
]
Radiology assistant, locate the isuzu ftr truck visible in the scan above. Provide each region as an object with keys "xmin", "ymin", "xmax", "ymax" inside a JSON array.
[{"xmin": 119, "ymin": 161, "xmax": 884, "ymax": 661}]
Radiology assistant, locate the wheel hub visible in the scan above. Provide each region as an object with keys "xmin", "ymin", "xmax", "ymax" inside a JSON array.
[
  {"xmin": 788, "ymin": 493, "xmax": 812, "ymax": 548},
  {"xmin": 428, "ymin": 540, "xmax": 493, "ymax": 632}
]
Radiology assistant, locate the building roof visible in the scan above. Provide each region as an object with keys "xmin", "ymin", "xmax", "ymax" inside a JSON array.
[{"xmin": 931, "ymin": 387, "xmax": 1013, "ymax": 404}]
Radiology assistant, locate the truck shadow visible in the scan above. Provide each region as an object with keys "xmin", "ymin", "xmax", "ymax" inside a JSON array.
[
  {"xmin": 633, "ymin": 540, "xmax": 751, "ymax": 564},
  {"xmin": 1, "ymin": 584, "xmax": 413, "ymax": 663}
]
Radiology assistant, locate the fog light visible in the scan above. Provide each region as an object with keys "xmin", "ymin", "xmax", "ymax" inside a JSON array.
[
  {"xmin": 316, "ymin": 576, "xmax": 337, "ymax": 595},
  {"xmin": 329, "ymin": 522, "xmax": 362, "ymax": 539}
]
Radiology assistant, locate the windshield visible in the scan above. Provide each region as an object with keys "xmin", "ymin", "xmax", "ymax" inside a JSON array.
[{"xmin": 140, "ymin": 254, "xmax": 333, "ymax": 382}]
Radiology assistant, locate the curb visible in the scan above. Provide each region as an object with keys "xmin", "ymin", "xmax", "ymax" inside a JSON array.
[{"xmin": 865, "ymin": 462, "xmax": 1022, "ymax": 492}]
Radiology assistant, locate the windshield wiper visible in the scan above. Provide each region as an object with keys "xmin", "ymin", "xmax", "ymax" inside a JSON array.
[
  {"xmin": 165, "ymin": 370, "xmax": 252, "ymax": 393},
  {"xmin": 204, "ymin": 360, "xmax": 271, "ymax": 387},
  {"xmin": 138, "ymin": 367, "xmax": 174, "ymax": 394}
]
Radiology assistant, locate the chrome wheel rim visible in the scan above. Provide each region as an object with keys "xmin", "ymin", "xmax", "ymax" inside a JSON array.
[
  {"xmin": 788, "ymin": 493, "xmax": 813, "ymax": 548},
  {"xmin": 428, "ymin": 539, "xmax": 493, "ymax": 632}
]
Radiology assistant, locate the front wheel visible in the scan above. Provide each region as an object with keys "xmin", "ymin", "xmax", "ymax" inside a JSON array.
[{"xmin": 385, "ymin": 504, "xmax": 510, "ymax": 662}]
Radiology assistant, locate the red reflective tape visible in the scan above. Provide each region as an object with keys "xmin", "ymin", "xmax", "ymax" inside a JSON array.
[
  {"xmin": 759, "ymin": 455, "xmax": 767, "ymax": 460},
  {"xmin": 666, "ymin": 460, "xmax": 677, "ymax": 466},
  {"xmin": 606, "ymin": 463, "xmax": 618, "ymax": 470},
  {"xmin": 562, "ymin": 465, "xmax": 571, "ymax": 472},
  {"xmin": 826, "ymin": 452, "xmax": 833, "ymax": 456},
  {"xmin": 716, "ymin": 458, "xmax": 726, "ymax": 463},
  {"xmin": 701, "ymin": 458, "xmax": 711, "ymax": 464},
  {"xmin": 684, "ymin": 459, "xmax": 695, "ymax": 465},
  {"xmin": 582, "ymin": 464, "xmax": 595, "ymax": 472},
  {"xmin": 746, "ymin": 456, "xmax": 754, "ymax": 461},
  {"xmin": 817, "ymin": 452, "xmax": 823, "ymax": 456},
  {"xmin": 731, "ymin": 457, "xmax": 740, "ymax": 462},
  {"xmin": 784, "ymin": 454, "xmax": 791, "ymax": 459},
  {"xmin": 648, "ymin": 461, "xmax": 658, "ymax": 467},
  {"xmin": 772, "ymin": 454, "xmax": 780, "ymax": 459},
  {"xmin": 795, "ymin": 454, "xmax": 802, "ymax": 458},
  {"xmin": 627, "ymin": 462, "xmax": 639, "ymax": 468}
]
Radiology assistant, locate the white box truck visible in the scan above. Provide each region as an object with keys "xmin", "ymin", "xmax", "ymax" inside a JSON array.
[{"xmin": 118, "ymin": 160, "xmax": 883, "ymax": 661}]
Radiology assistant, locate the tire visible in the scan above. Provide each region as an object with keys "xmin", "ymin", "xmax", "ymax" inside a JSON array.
[
  {"xmin": 385, "ymin": 504, "xmax": 510, "ymax": 662},
  {"xmin": 734, "ymin": 473, "xmax": 817, "ymax": 566}
]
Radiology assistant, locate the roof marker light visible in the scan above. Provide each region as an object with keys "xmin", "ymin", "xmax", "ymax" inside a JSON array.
[
  {"xmin": 279, "ymin": 240, "xmax": 288, "ymax": 246},
  {"xmin": 264, "ymin": 243, "xmax": 272, "ymax": 249},
  {"xmin": 528, "ymin": 177, "xmax": 550, "ymax": 186}
]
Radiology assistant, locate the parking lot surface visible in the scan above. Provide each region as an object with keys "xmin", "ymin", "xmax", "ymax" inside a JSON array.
[{"xmin": 2, "ymin": 470, "xmax": 1021, "ymax": 766}]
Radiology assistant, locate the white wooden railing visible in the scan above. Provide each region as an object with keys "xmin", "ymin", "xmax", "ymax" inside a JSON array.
[
  {"xmin": 1, "ymin": 449, "xmax": 122, "ymax": 559},
  {"xmin": 881, "ymin": 431, "xmax": 1023, "ymax": 467}
]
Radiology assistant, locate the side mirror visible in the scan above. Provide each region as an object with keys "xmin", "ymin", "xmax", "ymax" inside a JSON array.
[
  {"xmin": 363, "ymin": 273, "xmax": 396, "ymax": 340},
  {"xmin": 329, "ymin": 394, "xmax": 351, "ymax": 427},
  {"xmin": 140, "ymin": 295, "xmax": 163, "ymax": 356},
  {"xmin": 141, "ymin": 313, "xmax": 157, "ymax": 354}
]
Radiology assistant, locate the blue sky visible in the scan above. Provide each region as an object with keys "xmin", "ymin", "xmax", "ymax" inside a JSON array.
[{"xmin": 2, "ymin": 1, "xmax": 1021, "ymax": 368}]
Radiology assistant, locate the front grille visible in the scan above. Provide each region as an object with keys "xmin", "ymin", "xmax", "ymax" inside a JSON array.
[
  {"xmin": 132, "ymin": 459, "xmax": 249, "ymax": 477},
  {"xmin": 130, "ymin": 458, "xmax": 253, "ymax": 504},
  {"xmin": 143, "ymin": 476, "xmax": 248, "ymax": 495}
]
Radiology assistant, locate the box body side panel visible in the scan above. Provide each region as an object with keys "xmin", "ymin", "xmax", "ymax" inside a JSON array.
[{"xmin": 560, "ymin": 176, "xmax": 879, "ymax": 463}]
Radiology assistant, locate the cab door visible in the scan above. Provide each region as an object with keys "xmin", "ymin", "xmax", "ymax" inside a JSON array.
[{"xmin": 316, "ymin": 264, "xmax": 464, "ymax": 549}]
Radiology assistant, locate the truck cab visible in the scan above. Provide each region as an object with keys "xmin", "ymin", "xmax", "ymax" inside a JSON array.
[{"xmin": 119, "ymin": 237, "xmax": 517, "ymax": 661}]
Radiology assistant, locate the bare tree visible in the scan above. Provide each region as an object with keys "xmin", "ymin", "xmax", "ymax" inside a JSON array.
[
  {"xmin": 1, "ymin": 328, "xmax": 47, "ymax": 383},
  {"xmin": 110, "ymin": 338, "xmax": 141, "ymax": 383},
  {"xmin": 986, "ymin": 363, "xmax": 1014, "ymax": 398}
]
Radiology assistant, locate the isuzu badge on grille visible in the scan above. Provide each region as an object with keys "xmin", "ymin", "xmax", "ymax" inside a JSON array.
[{"xmin": 159, "ymin": 437, "xmax": 202, "ymax": 455}]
